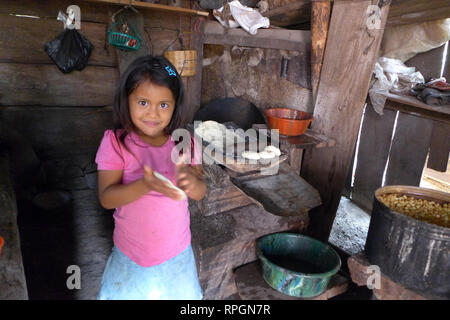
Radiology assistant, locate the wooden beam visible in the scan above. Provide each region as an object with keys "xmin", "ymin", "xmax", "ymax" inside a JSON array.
[
  {"xmin": 186, "ymin": 16, "xmax": 206, "ymax": 123},
  {"xmin": 0, "ymin": 63, "xmax": 117, "ymax": 106},
  {"xmin": 384, "ymin": 92, "xmax": 450, "ymax": 124},
  {"xmin": 311, "ymin": 1, "xmax": 331, "ymax": 102},
  {"xmin": 262, "ymin": 1, "xmax": 310, "ymax": 18},
  {"xmin": 82, "ymin": 0, "xmax": 209, "ymax": 17},
  {"xmin": 351, "ymin": 104, "xmax": 397, "ymax": 212},
  {"xmin": 203, "ymin": 21, "xmax": 311, "ymax": 51},
  {"xmin": 387, "ymin": 5, "xmax": 450, "ymax": 26},
  {"xmin": 388, "ymin": 0, "xmax": 450, "ymax": 26},
  {"xmin": 0, "ymin": 15, "xmax": 116, "ymax": 66},
  {"xmin": 427, "ymin": 121, "xmax": 450, "ymax": 172},
  {"xmin": 300, "ymin": 0, "xmax": 390, "ymax": 242},
  {"xmin": 384, "ymin": 112, "xmax": 434, "ymax": 187}
]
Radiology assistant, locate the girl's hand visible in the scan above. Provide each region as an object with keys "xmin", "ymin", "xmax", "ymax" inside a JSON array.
[
  {"xmin": 176, "ymin": 163, "xmax": 206, "ymax": 201},
  {"xmin": 142, "ymin": 165, "xmax": 185, "ymax": 201}
]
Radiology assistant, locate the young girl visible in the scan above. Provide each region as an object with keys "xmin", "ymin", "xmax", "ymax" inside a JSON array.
[{"xmin": 95, "ymin": 55, "xmax": 206, "ymax": 300}]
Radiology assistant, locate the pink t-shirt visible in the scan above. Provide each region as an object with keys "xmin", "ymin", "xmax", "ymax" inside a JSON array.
[{"xmin": 95, "ymin": 129, "xmax": 197, "ymax": 267}]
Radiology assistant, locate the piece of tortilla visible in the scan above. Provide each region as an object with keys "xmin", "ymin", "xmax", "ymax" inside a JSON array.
[{"xmin": 153, "ymin": 171, "xmax": 187, "ymax": 200}]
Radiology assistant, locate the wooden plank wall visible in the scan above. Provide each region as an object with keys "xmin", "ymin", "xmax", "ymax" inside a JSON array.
[
  {"xmin": 348, "ymin": 43, "xmax": 449, "ymax": 213},
  {"xmin": 351, "ymin": 105, "xmax": 397, "ymax": 212},
  {"xmin": 0, "ymin": 0, "xmax": 198, "ymax": 159},
  {"xmin": 300, "ymin": 0, "xmax": 390, "ymax": 242}
]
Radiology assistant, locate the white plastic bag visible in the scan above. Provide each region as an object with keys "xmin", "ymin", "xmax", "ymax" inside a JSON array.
[
  {"xmin": 213, "ymin": 0, "xmax": 270, "ymax": 35},
  {"xmin": 369, "ymin": 57, "xmax": 424, "ymax": 114}
]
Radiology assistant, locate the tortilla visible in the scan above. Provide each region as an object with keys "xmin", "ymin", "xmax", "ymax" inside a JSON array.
[
  {"xmin": 264, "ymin": 145, "xmax": 281, "ymax": 156},
  {"xmin": 242, "ymin": 151, "xmax": 261, "ymax": 160},
  {"xmin": 153, "ymin": 171, "xmax": 187, "ymax": 200}
]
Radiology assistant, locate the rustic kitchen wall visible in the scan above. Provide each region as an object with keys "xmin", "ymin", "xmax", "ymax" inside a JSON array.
[
  {"xmin": 0, "ymin": 0, "xmax": 194, "ymax": 300},
  {"xmin": 201, "ymin": 43, "xmax": 313, "ymax": 115},
  {"xmin": 0, "ymin": 0, "xmax": 192, "ymax": 161}
]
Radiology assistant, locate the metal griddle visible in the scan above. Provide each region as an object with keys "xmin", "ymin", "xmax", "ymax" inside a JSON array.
[{"xmin": 186, "ymin": 121, "xmax": 322, "ymax": 217}]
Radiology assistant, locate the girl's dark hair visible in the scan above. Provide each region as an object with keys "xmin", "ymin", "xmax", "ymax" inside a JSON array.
[{"xmin": 112, "ymin": 55, "xmax": 186, "ymax": 147}]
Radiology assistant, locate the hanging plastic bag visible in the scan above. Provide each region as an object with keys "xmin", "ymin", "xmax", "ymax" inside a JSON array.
[
  {"xmin": 213, "ymin": 0, "xmax": 270, "ymax": 35},
  {"xmin": 44, "ymin": 11, "xmax": 93, "ymax": 73},
  {"xmin": 369, "ymin": 57, "xmax": 424, "ymax": 114}
]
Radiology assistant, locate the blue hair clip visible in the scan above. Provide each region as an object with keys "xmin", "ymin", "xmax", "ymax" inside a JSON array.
[{"xmin": 165, "ymin": 65, "xmax": 177, "ymax": 77}]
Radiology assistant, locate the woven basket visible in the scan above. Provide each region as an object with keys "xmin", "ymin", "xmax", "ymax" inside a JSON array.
[{"xmin": 164, "ymin": 50, "xmax": 197, "ymax": 77}]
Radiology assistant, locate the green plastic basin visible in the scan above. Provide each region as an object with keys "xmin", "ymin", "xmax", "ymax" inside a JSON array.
[{"xmin": 256, "ymin": 233, "xmax": 341, "ymax": 298}]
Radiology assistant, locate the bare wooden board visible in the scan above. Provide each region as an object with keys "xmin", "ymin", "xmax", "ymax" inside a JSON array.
[
  {"xmin": 405, "ymin": 43, "xmax": 447, "ymax": 81},
  {"xmin": 300, "ymin": 1, "xmax": 390, "ymax": 241},
  {"xmin": 387, "ymin": 0, "xmax": 450, "ymax": 26},
  {"xmin": 83, "ymin": 0, "xmax": 209, "ymax": 17},
  {"xmin": 0, "ymin": 155, "xmax": 28, "ymax": 300},
  {"xmin": 384, "ymin": 112, "xmax": 434, "ymax": 187},
  {"xmin": 185, "ymin": 16, "xmax": 205, "ymax": 123},
  {"xmin": 311, "ymin": 0, "xmax": 331, "ymax": 102},
  {"xmin": 0, "ymin": 63, "xmax": 117, "ymax": 106},
  {"xmin": 0, "ymin": 15, "xmax": 116, "ymax": 66},
  {"xmin": 427, "ymin": 121, "xmax": 450, "ymax": 172},
  {"xmin": 252, "ymin": 124, "xmax": 335, "ymax": 150},
  {"xmin": 0, "ymin": 0, "xmax": 111, "ymax": 23},
  {"xmin": 384, "ymin": 92, "xmax": 450, "ymax": 124},
  {"xmin": 351, "ymin": 104, "xmax": 397, "ymax": 212},
  {"xmin": 196, "ymin": 164, "xmax": 253, "ymax": 216},
  {"xmin": 230, "ymin": 162, "xmax": 321, "ymax": 217},
  {"xmin": 347, "ymin": 252, "xmax": 434, "ymax": 300},
  {"xmin": 342, "ymin": 143, "xmax": 356, "ymax": 199},
  {"xmin": 203, "ymin": 21, "xmax": 311, "ymax": 52},
  {"xmin": 235, "ymin": 260, "xmax": 348, "ymax": 300}
]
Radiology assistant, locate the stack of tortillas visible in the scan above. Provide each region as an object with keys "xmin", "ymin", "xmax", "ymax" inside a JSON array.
[
  {"xmin": 242, "ymin": 145, "xmax": 281, "ymax": 160},
  {"xmin": 195, "ymin": 120, "xmax": 244, "ymax": 148}
]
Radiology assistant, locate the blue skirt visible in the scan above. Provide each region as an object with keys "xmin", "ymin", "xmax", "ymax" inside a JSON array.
[{"xmin": 97, "ymin": 244, "xmax": 203, "ymax": 300}]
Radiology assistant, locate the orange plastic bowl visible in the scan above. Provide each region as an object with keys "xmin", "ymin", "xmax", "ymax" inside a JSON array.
[{"xmin": 265, "ymin": 108, "xmax": 313, "ymax": 136}]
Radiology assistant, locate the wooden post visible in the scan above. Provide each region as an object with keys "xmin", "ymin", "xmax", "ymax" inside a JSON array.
[
  {"xmin": 311, "ymin": 0, "xmax": 331, "ymax": 102},
  {"xmin": 186, "ymin": 16, "xmax": 206, "ymax": 123},
  {"xmin": 300, "ymin": 0, "xmax": 390, "ymax": 242}
]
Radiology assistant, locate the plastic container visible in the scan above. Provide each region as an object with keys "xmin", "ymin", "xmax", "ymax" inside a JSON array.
[
  {"xmin": 256, "ymin": 233, "xmax": 341, "ymax": 298},
  {"xmin": 265, "ymin": 108, "xmax": 313, "ymax": 136},
  {"xmin": 365, "ymin": 185, "xmax": 450, "ymax": 299},
  {"xmin": 107, "ymin": 22, "xmax": 141, "ymax": 51}
]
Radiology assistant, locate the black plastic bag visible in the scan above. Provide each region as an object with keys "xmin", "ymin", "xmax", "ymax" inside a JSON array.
[{"xmin": 45, "ymin": 29, "xmax": 93, "ymax": 73}]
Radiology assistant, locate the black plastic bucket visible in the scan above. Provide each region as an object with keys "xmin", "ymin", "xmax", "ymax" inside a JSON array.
[{"xmin": 365, "ymin": 185, "xmax": 450, "ymax": 299}]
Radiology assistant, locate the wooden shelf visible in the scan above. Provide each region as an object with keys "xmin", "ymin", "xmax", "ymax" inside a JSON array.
[
  {"xmin": 252, "ymin": 123, "xmax": 336, "ymax": 150},
  {"xmin": 82, "ymin": 0, "xmax": 209, "ymax": 17},
  {"xmin": 204, "ymin": 21, "xmax": 310, "ymax": 51},
  {"xmin": 383, "ymin": 92, "xmax": 450, "ymax": 124}
]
